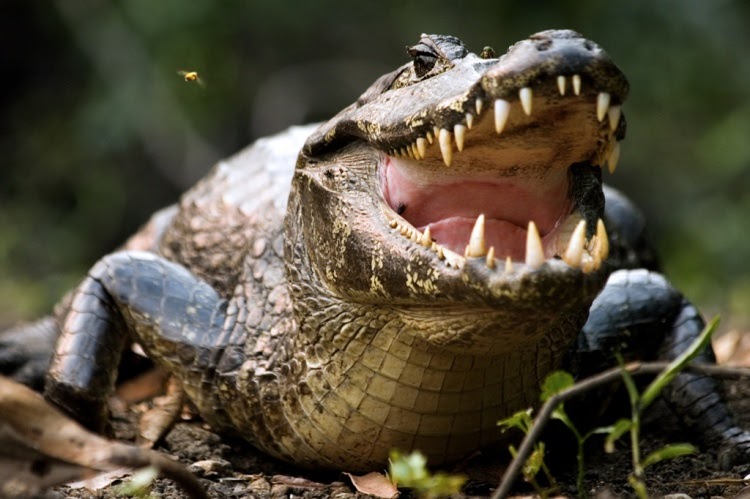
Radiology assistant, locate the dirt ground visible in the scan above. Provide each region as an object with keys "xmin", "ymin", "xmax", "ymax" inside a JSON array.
[{"xmin": 43, "ymin": 376, "xmax": 750, "ymax": 499}]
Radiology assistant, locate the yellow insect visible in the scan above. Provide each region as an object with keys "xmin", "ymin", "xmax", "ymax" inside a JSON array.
[{"xmin": 178, "ymin": 70, "xmax": 205, "ymax": 87}]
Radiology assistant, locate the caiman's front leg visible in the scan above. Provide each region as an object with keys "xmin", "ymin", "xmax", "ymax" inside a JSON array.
[
  {"xmin": 45, "ymin": 250, "xmax": 238, "ymax": 431},
  {"xmin": 573, "ymin": 269, "xmax": 750, "ymax": 467}
]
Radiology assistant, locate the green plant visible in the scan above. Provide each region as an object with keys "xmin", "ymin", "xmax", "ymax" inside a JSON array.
[
  {"xmin": 114, "ymin": 467, "xmax": 159, "ymax": 498},
  {"xmin": 495, "ymin": 316, "xmax": 720, "ymax": 499},
  {"xmin": 497, "ymin": 408, "xmax": 559, "ymax": 498},
  {"xmin": 539, "ymin": 371, "xmax": 616, "ymax": 498},
  {"xmin": 604, "ymin": 316, "xmax": 720, "ymax": 497},
  {"xmin": 389, "ymin": 450, "xmax": 467, "ymax": 499}
]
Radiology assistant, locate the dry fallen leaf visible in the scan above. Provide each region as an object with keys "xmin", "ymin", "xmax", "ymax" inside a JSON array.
[
  {"xmin": 115, "ymin": 366, "xmax": 169, "ymax": 404},
  {"xmin": 137, "ymin": 376, "xmax": 186, "ymax": 447},
  {"xmin": 0, "ymin": 375, "xmax": 207, "ymax": 499},
  {"xmin": 344, "ymin": 471, "xmax": 399, "ymax": 499},
  {"xmin": 715, "ymin": 330, "xmax": 750, "ymax": 366}
]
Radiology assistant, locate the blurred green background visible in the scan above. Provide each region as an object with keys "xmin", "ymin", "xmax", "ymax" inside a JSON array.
[{"xmin": 1, "ymin": 1, "xmax": 749, "ymax": 331}]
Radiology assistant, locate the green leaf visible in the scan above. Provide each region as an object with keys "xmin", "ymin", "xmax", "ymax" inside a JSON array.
[
  {"xmin": 114, "ymin": 467, "xmax": 158, "ymax": 498},
  {"xmin": 640, "ymin": 316, "xmax": 720, "ymax": 410},
  {"xmin": 583, "ymin": 424, "xmax": 617, "ymax": 442},
  {"xmin": 541, "ymin": 370, "xmax": 575, "ymax": 402},
  {"xmin": 642, "ymin": 443, "xmax": 696, "ymax": 468},
  {"xmin": 523, "ymin": 442, "xmax": 546, "ymax": 478},
  {"xmin": 498, "ymin": 408, "xmax": 533, "ymax": 433},
  {"xmin": 604, "ymin": 418, "xmax": 632, "ymax": 453},
  {"xmin": 388, "ymin": 449, "xmax": 466, "ymax": 497}
]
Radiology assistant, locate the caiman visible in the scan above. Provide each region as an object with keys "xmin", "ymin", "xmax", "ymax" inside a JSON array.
[{"xmin": 2, "ymin": 29, "xmax": 749, "ymax": 472}]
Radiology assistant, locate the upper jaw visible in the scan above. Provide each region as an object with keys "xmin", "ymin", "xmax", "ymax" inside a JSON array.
[{"xmin": 379, "ymin": 63, "xmax": 620, "ymax": 275}]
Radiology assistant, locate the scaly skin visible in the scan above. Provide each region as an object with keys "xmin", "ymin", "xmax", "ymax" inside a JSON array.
[{"xmin": 2, "ymin": 30, "xmax": 750, "ymax": 472}]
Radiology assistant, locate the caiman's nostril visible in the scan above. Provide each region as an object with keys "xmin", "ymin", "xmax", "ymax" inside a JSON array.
[{"xmin": 535, "ymin": 39, "xmax": 553, "ymax": 51}]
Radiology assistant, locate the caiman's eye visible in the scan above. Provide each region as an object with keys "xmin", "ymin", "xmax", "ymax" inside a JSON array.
[{"xmin": 406, "ymin": 45, "xmax": 438, "ymax": 78}]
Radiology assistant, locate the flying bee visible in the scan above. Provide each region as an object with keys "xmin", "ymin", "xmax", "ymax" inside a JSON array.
[{"xmin": 178, "ymin": 70, "xmax": 205, "ymax": 87}]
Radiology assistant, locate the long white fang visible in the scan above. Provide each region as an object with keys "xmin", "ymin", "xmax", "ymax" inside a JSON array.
[
  {"xmin": 494, "ymin": 99, "xmax": 511, "ymax": 134},
  {"xmin": 486, "ymin": 247, "xmax": 496, "ymax": 269},
  {"xmin": 607, "ymin": 105, "xmax": 621, "ymax": 132},
  {"xmin": 413, "ymin": 142, "xmax": 422, "ymax": 159},
  {"xmin": 475, "ymin": 98, "xmax": 483, "ymax": 115},
  {"xmin": 572, "ymin": 74, "xmax": 581, "ymax": 96},
  {"xmin": 416, "ymin": 137, "xmax": 427, "ymax": 159},
  {"xmin": 608, "ymin": 142, "xmax": 621, "ymax": 174},
  {"xmin": 557, "ymin": 75, "xmax": 566, "ymax": 96},
  {"xmin": 465, "ymin": 113, "xmax": 474, "ymax": 129},
  {"xmin": 466, "ymin": 214, "xmax": 487, "ymax": 257},
  {"xmin": 519, "ymin": 87, "xmax": 533, "ymax": 115},
  {"xmin": 454, "ymin": 124, "xmax": 466, "ymax": 151},
  {"xmin": 595, "ymin": 219, "xmax": 609, "ymax": 261},
  {"xmin": 597, "ymin": 92, "xmax": 611, "ymax": 122},
  {"xmin": 563, "ymin": 220, "xmax": 587, "ymax": 268},
  {"xmin": 525, "ymin": 221, "xmax": 545, "ymax": 269},
  {"xmin": 438, "ymin": 128, "xmax": 453, "ymax": 167},
  {"xmin": 426, "ymin": 130, "xmax": 434, "ymax": 144},
  {"xmin": 420, "ymin": 226, "xmax": 432, "ymax": 247}
]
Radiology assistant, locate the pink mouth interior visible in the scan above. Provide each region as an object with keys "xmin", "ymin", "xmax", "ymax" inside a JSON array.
[{"xmin": 382, "ymin": 157, "xmax": 572, "ymax": 260}]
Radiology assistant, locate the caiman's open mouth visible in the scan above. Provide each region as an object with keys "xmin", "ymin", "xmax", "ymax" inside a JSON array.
[
  {"xmin": 380, "ymin": 73, "xmax": 621, "ymax": 273},
  {"xmin": 302, "ymin": 30, "xmax": 628, "ymax": 289}
]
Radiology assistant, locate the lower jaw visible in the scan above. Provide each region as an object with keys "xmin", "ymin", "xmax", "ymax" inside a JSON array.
[{"xmin": 421, "ymin": 209, "xmax": 576, "ymax": 261}]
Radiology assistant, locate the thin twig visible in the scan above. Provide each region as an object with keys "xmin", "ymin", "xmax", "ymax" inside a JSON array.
[{"xmin": 491, "ymin": 362, "xmax": 750, "ymax": 499}]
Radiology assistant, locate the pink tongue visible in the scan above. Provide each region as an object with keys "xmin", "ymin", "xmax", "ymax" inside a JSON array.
[{"xmin": 382, "ymin": 158, "xmax": 571, "ymax": 257}]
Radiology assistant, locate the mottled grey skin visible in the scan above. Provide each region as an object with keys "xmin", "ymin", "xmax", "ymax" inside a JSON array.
[{"xmin": 2, "ymin": 30, "xmax": 750, "ymax": 472}]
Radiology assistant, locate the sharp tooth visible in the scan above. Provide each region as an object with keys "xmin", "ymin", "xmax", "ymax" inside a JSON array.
[
  {"xmin": 475, "ymin": 98, "xmax": 483, "ymax": 115},
  {"xmin": 405, "ymin": 146, "xmax": 414, "ymax": 159},
  {"xmin": 400, "ymin": 225, "xmax": 409, "ymax": 236},
  {"xmin": 438, "ymin": 128, "xmax": 453, "ymax": 167},
  {"xmin": 607, "ymin": 142, "xmax": 621, "ymax": 174},
  {"xmin": 436, "ymin": 245, "xmax": 445, "ymax": 260},
  {"xmin": 416, "ymin": 137, "xmax": 427, "ymax": 159},
  {"xmin": 525, "ymin": 221, "xmax": 545, "ymax": 269},
  {"xmin": 466, "ymin": 214, "xmax": 487, "ymax": 257},
  {"xmin": 413, "ymin": 142, "xmax": 423, "ymax": 159},
  {"xmin": 563, "ymin": 220, "xmax": 587, "ymax": 268},
  {"xmin": 454, "ymin": 124, "xmax": 466, "ymax": 152},
  {"xmin": 420, "ymin": 226, "xmax": 432, "ymax": 247},
  {"xmin": 389, "ymin": 219, "xmax": 398, "ymax": 229},
  {"xmin": 494, "ymin": 99, "xmax": 511, "ymax": 134},
  {"xmin": 519, "ymin": 87, "xmax": 533, "ymax": 115},
  {"xmin": 411, "ymin": 229, "xmax": 419, "ymax": 242},
  {"xmin": 465, "ymin": 113, "xmax": 474, "ymax": 129},
  {"xmin": 607, "ymin": 105, "xmax": 621, "ymax": 132},
  {"xmin": 433, "ymin": 126, "xmax": 440, "ymax": 139},
  {"xmin": 505, "ymin": 256, "xmax": 513, "ymax": 273},
  {"xmin": 595, "ymin": 219, "xmax": 609, "ymax": 261},
  {"xmin": 426, "ymin": 130, "xmax": 434, "ymax": 144},
  {"xmin": 572, "ymin": 74, "xmax": 581, "ymax": 96},
  {"xmin": 597, "ymin": 92, "xmax": 611, "ymax": 122},
  {"xmin": 557, "ymin": 75, "xmax": 566, "ymax": 96},
  {"xmin": 486, "ymin": 246, "xmax": 496, "ymax": 269}
]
